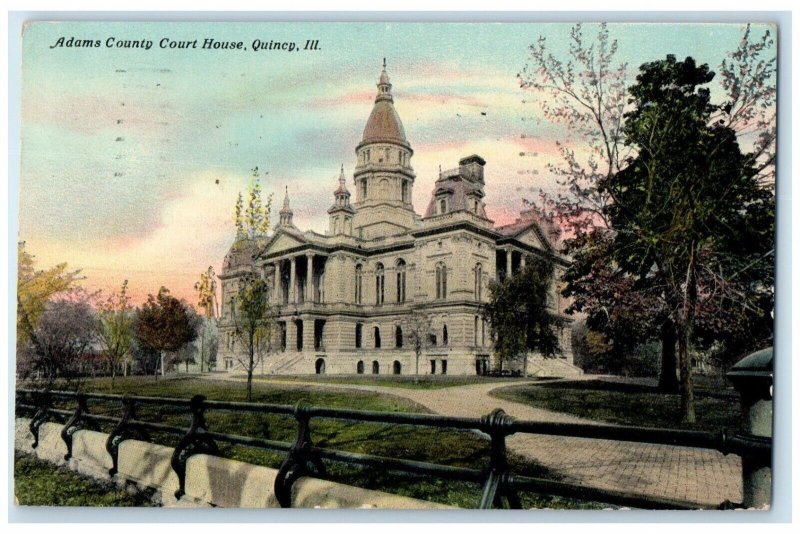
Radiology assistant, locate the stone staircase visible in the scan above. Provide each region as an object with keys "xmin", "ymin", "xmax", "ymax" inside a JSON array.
[{"xmin": 525, "ymin": 357, "xmax": 583, "ymax": 378}]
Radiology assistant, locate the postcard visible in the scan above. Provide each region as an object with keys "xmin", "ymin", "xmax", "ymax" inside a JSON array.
[{"xmin": 13, "ymin": 19, "xmax": 777, "ymax": 512}]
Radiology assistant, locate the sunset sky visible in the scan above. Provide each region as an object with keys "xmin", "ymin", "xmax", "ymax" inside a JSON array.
[{"xmin": 18, "ymin": 21, "xmax": 774, "ymax": 306}]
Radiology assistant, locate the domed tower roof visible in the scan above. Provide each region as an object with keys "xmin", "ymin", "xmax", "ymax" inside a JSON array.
[{"xmin": 357, "ymin": 60, "xmax": 411, "ymax": 151}]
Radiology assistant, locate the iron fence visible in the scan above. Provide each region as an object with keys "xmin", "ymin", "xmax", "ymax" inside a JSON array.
[{"xmin": 15, "ymin": 388, "xmax": 770, "ymax": 510}]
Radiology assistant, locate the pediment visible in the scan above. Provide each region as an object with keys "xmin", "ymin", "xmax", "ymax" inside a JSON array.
[
  {"xmin": 513, "ymin": 225, "xmax": 550, "ymax": 251},
  {"xmin": 262, "ymin": 230, "xmax": 307, "ymax": 256}
]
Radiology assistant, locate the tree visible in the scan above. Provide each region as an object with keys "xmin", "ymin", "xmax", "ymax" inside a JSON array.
[
  {"xmin": 233, "ymin": 167, "xmax": 273, "ymax": 241},
  {"xmin": 483, "ymin": 256, "xmax": 562, "ymax": 375},
  {"xmin": 229, "ymin": 273, "xmax": 277, "ymax": 401},
  {"xmin": 17, "ymin": 290, "xmax": 99, "ymax": 390},
  {"xmin": 17, "ymin": 242, "xmax": 82, "ymax": 347},
  {"xmin": 602, "ymin": 55, "xmax": 773, "ymax": 423},
  {"xmin": 194, "ymin": 266, "xmax": 219, "ymax": 319},
  {"xmin": 175, "ymin": 342, "xmax": 198, "ymax": 373},
  {"xmin": 520, "ymin": 24, "xmax": 776, "ymax": 394},
  {"xmin": 197, "ymin": 317, "xmax": 219, "ymax": 372},
  {"xmin": 134, "ymin": 287, "xmax": 199, "ymax": 378},
  {"xmin": 518, "ymin": 24, "xmax": 680, "ymax": 388},
  {"xmin": 98, "ymin": 280, "xmax": 135, "ymax": 388},
  {"xmin": 402, "ymin": 310, "xmax": 434, "ymax": 380}
]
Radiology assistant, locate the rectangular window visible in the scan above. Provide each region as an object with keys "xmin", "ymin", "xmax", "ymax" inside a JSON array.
[
  {"xmin": 430, "ymin": 359, "xmax": 437, "ymax": 375},
  {"xmin": 355, "ymin": 323, "xmax": 363, "ymax": 349},
  {"xmin": 441, "ymin": 360, "xmax": 448, "ymax": 375}
]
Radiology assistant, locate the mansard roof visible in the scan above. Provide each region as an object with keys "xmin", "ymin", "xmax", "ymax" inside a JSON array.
[{"xmin": 423, "ymin": 174, "xmax": 489, "ymax": 219}]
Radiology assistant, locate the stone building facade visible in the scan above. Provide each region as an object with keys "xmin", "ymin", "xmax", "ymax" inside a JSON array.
[{"xmin": 218, "ymin": 65, "xmax": 581, "ymax": 377}]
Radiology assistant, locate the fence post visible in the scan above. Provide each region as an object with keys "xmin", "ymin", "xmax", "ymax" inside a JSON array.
[
  {"xmin": 726, "ymin": 347, "xmax": 773, "ymax": 509},
  {"xmin": 170, "ymin": 395, "xmax": 219, "ymax": 500}
]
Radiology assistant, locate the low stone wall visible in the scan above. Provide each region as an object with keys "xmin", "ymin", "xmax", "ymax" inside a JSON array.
[{"xmin": 14, "ymin": 417, "xmax": 452, "ymax": 509}]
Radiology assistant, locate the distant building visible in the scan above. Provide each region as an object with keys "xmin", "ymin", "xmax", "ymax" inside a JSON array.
[{"xmin": 218, "ymin": 64, "xmax": 581, "ymax": 377}]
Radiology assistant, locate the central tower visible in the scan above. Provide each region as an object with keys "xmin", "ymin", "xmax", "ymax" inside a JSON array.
[{"xmin": 351, "ymin": 61, "xmax": 418, "ymax": 239}]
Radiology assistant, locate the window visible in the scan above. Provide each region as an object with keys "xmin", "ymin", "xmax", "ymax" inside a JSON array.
[
  {"xmin": 395, "ymin": 325, "xmax": 403, "ymax": 348},
  {"xmin": 396, "ymin": 259, "xmax": 406, "ymax": 303},
  {"xmin": 355, "ymin": 264, "xmax": 363, "ymax": 304},
  {"xmin": 474, "ymin": 263, "xmax": 483, "ymax": 301},
  {"xmin": 442, "ymin": 325, "xmax": 448, "ymax": 346},
  {"xmin": 430, "ymin": 359, "xmax": 437, "ymax": 375},
  {"xmin": 372, "ymin": 361, "xmax": 379, "ymax": 374},
  {"xmin": 295, "ymin": 320, "xmax": 303, "ymax": 351},
  {"xmin": 279, "ymin": 322, "xmax": 287, "ymax": 352},
  {"xmin": 435, "ymin": 262, "xmax": 447, "ymax": 300},
  {"xmin": 441, "ymin": 360, "xmax": 448, "ymax": 375},
  {"xmin": 357, "ymin": 361, "xmax": 364, "ymax": 374},
  {"xmin": 355, "ymin": 323, "xmax": 363, "ymax": 348},
  {"xmin": 374, "ymin": 326, "xmax": 381, "ymax": 349},
  {"xmin": 474, "ymin": 316, "xmax": 479, "ymax": 346},
  {"xmin": 393, "ymin": 361, "xmax": 402, "ymax": 375},
  {"xmin": 438, "ymin": 198, "xmax": 447, "ymax": 214},
  {"xmin": 375, "ymin": 263, "xmax": 385, "ymax": 305}
]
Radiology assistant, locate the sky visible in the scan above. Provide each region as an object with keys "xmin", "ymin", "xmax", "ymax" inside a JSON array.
[{"xmin": 17, "ymin": 21, "xmax": 776, "ymax": 306}]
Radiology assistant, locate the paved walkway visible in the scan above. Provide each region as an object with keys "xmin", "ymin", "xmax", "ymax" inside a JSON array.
[{"xmin": 206, "ymin": 376, "xmax": 742, "ymax": 508}]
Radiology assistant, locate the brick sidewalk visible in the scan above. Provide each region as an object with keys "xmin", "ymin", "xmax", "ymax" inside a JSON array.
[{"xmin": 209, "ymin": 376, "xmax": 743, "ymax": 507}]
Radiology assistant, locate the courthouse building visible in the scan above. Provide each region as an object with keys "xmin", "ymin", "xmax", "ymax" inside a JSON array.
[{"xmin": 218, "ymin": 64, "xmax": 581, "ymax": 377}]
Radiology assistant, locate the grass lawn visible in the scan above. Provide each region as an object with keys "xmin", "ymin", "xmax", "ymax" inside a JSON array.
[
  {"xmin": 253, "ymin": 374, "xmax": 538, "ymax": 390},
  {"xmin": 490, "ymin": 378, "xmax": 740, "ymax": 432},
  {"xmin": 14, "ymin": 452, "xmax": 156, "ymax": 507},
  {"xmin": 17, "ymin": 376, "xmax": 602, "ymax": 509}
]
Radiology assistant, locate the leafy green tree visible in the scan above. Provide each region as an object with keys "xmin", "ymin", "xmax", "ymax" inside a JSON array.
[
  {"xmin": 17, "ymin": 242, "xmax": 82, "ymax": 347},
  {"xmin": 483, "ymin": 256, "xmax": 561, "ymax": 374},
  {"xmin": 134, "ymin": 287, "xmax": 199, "ymax": 378},
  {"xmin": 229, "ymin": 273, "xmax": 277, "ymax": 401},
  {"xmin": 98, "ymin": 280, "xmax": 134, "ymax": 388},
  {"xmin": 521, "ymin": 24, "xmax": 775, "ymax": 393},
  {"xmin": 232, "ymin": 167, "xmax": 273, "ymax": 242},
  {"xmin": 602, "ymin": 55, "xmax": 773, "ymax": 422}
]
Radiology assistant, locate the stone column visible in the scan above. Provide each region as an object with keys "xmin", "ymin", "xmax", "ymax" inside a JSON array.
[
  {"xmin": 274, "ymin": 261, "xmax": 281, "ymax": 303},
  {"xmin": 506, "ymin": 249, "xmax": 513, "ymax": 278},
  {"xmin": 520, "ymin": 254, "xmax": 526, "ymax": 270},
  {"xmin": 286, "ymin": 320, "xmax": 297, "ymax": 353},
  {"xmin": 303, "ymin": 319, "xmax": 316, "ymax": 352},
  {"xmin": 289, "ymin": 256, "xmax": 296, "ymax": 304},
  {"xmin": 306, "ymin": 252, "xmax": 314, "ymax": 303},
  {"xmin": 727, "ymin": 349, "xmax": 773, "ymax": 509}
]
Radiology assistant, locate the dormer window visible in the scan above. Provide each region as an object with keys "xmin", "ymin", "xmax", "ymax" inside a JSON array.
[{"xmin": 438, "ymin": 198, "xmax": 447, "ymax": 214}]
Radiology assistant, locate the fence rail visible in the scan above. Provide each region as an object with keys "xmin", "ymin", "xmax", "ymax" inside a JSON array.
[{"xmin": 15, "ymin": 388, "xmax": 770, "ymax": 510}]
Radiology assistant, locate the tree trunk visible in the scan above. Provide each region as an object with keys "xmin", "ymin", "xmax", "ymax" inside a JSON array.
[
  {"xmin": 111, "ymin": 363, "xmax": 116, "ymax": 390},
  {"xmin": 658, "ymin": 320, "xmax": 679, "ymax": 393},
  {"xmin": 523, "ymin": 353, "xmax": 528, "ymax": 377},
  {"xmin": 677, "ymin": 322, "xmax": 696, "ymax": 424}
]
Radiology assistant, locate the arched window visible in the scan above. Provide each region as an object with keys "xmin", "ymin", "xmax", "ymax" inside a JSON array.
[
  {"xmin": 474, "ymin": 316, "xmax": 479, "ymax": 346},
  {"xmin": 355, "ymin": 264, "xmax": 363, "ymax": 304},
  {"xmin": 372, "ymin": 361, "xmax": 380, "ymax": 374},
  {"xmin": 355, "ymin": 323, "xmax": 363, "ymax": 348},
  {"xmin": 396, "ymin": 259, "xmax": 406, "ymax": 303},
  {"xmin": 438, "ymin": 198, "xmax": 447, "ymax": 214},
  {"xmin": 395, "ymin": 325, "xmax": 403, "ymax": 348},
  {"xmin": 393, "ymin": 361, "xmax": 402, "ymax": 375},
  {"xmin": 375, "ymin": 263, "xmax": 385, "ymax": 305},
  {"xmin": 374, "ymin": 326, "xmax": 381, "ymax": 349},
  {"xmin": 315, "ymin": 358, "xmax": 326, "ymax": 375},
  {"xmin": 357, "ymin": 360, "xmax": 364, "ymax": 374},
  {"xmin": 442, "ymin": 325, "xmax": 448, "ymax": 346},
  {"xmin": 435, "ymin": 262, "xmax": 447, "ymax": 300},
  {"xmin": 474, "ymin": 263, "xmax": 483, "ymax": 301}
]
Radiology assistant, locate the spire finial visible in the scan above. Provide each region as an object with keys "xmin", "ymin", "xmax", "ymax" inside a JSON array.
[
  {"xmin": 383, "ymin": 57, "xmax": 387, "ymax": 69},
  {"xmin": 283, "ymin": 185, "xmax": 290, "ymax": 208}
]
